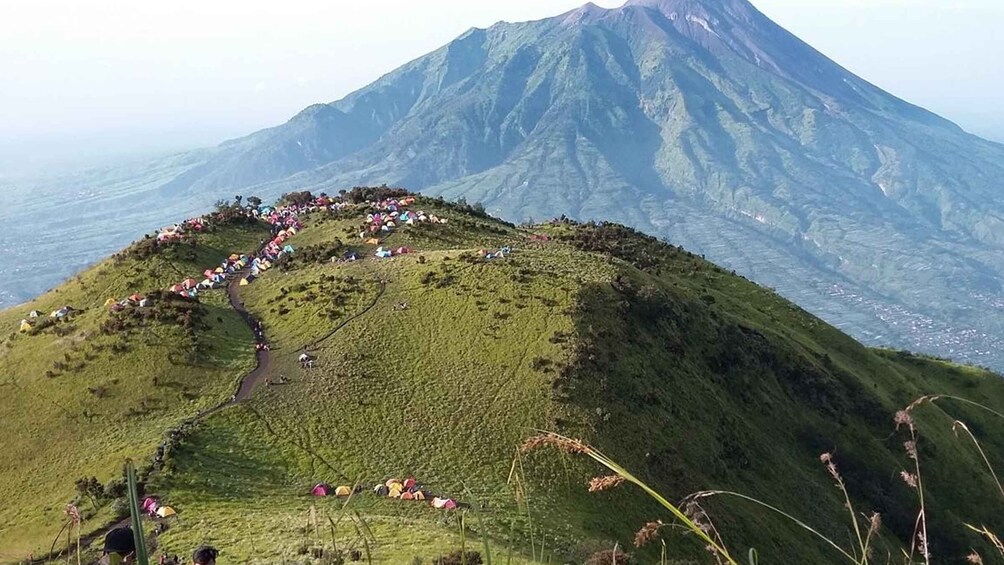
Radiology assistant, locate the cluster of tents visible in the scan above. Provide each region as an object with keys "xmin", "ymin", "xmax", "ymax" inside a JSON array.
[
  {"xmin": 239, "ymin": 209, "xmax": 304, "ymax": 286},
  {"xmin": 156, "ymin": 217, "xmax": 206, "ymax": 242},
  {"xmin": 19, "ymin": 306, "xmax": 76, "ymax": 332},
  {"xmin": 141, "ymin": 496, "xmax": 177, "ymax": 519},
  {"xmin": 311, "ymin": 478, "xmax": 459, "ymax": 510},
  {"xmin": 374, "ymin": 246, "xmax": 412, "ymax": 259},
  {"xmin": 360, "ymin": 198, "xmax": 448, "ymax": 238},
  {"xmin": 105, "ymin": 293, "xmax": 152, "ymax": 312}
]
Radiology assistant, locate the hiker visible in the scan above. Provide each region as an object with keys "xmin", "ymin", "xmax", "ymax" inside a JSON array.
[
  {"xmin": 191, "ymin": 545, "xmax": 219, "ymax": 565},
  {"xmin": 99, "ymin": 526, "xmax": 136, "ymax": 564}
]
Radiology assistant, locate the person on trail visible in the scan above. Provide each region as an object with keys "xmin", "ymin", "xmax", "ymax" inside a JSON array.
[
  {"xmin": 99, "ymin": 527, "xmax": 136, "ymax": 564},
  {"xmin": 191, "ymin": 545, "xmax": 219, "ymax": 565}
]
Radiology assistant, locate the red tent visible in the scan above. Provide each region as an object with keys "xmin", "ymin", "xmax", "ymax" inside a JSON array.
[
  {"xmin": 128, "ymin": 293, "xmax": 145, "ymax": 303},
  {"xmin": 168, "ymin": 284, "xmax": 184, "ymax": 293},
  {"xmin": 181, "ymin": 278, "xmax": 199, "ymax": 290}
]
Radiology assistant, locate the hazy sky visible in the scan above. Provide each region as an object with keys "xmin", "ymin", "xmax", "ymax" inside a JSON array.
[{"xmin": 2, "ymin": 0, "xmax": 1002, "ymax": 172}]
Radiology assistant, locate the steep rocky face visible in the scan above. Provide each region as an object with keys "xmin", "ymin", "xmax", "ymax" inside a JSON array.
[{"xmin": 49, "ymin": 0, "xmax": 1004, "ymax": 368}]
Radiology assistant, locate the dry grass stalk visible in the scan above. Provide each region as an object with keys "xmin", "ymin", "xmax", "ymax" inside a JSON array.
[
  {"xmin": 634, "ymin": 521, "xmax": 664, "ymax": 548},
  {"xmin": 520, "ymin": 432, "xmax": 589, "ymax": 455},
  {"xmin": 588, "ymin": 475, "xmax": 625, "ymax": 493}
]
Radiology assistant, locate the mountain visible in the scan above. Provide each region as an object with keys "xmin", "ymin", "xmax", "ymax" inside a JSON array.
[
  {"xmin": 84, "ymin": 0, "xmax": 999, "ymax": 374},
  {"xmin": 2, "ymin": 191, "xmax": 1003, "ymax": 563}
]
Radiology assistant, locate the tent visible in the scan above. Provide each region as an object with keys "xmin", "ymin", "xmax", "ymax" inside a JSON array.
[
  {"xmin": 374, "ymin": 484, "xmax": 389, "ymax": 497},
  {"xmin": 400, "ymin": 492, "xmax": 414, "ymax": 501},
  {"xmin": 413, "ymin": 490, "xmax": 426, "ymax": 501},
  {"xmin": 104, "ymin": 298, "xmax": 118, "ymax": 307},
  {"xmin": 28, "ymin": 310, "xmax": 42, "ymax": 318},
  {"xmin": 334, "ymin": 485, "xmax": 352, "ymax": 497},
  {"xmin": 311, "ymin": 484, "xmax": 331, "ymax": 497},
  {"xmin": 404, "ymin": 478, "xmax": 416, "ymax": 490},
  {"xmin": 283, "ymin": 245, "xmax": 295, "ymax": 254},
  {"xmin": 365, "ymin": 238, "xmax": 381, "ymax": 245},
  {"xmin": 156, "ymin": 506, "xmax": 177, "ymax": 518},
  {"xmin": 229, "ymin": 254, "xmax": 240, "ymax": 261},
  {"xmin": 19, "ymin": 319, "xmax": 31, "ymax": 332},
  {"xmin": 215, "ymin": 267, "xmax": 225, "ymax": 274},
  {"xmin": 204, "ymin": 269, "xmax": 215, "ymax": 278},
  {"xmin": 239, "ymin": 278, "xmax": 249, "ymax": 286},
  {"xmin": 128, "ymin": 293, "xmax": 145, "ymax": 303},
  {"xmin": 138, "ymin": 298, "xmax": 152, "ymax": 308},
  {"xmin": 51, "ymin": 307, "xmax": 73, "ymax": 319}
]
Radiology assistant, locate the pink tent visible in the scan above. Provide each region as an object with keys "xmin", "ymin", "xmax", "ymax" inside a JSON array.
[
  {"xmin": 403, "ymin": 477, "xmax": 416, "ymax": 490},
  {"xmin": 142, "ymin": 497, "xmax": 158, "ymax": 513},
  {"xmin": 311, "ymin": 484, "xmax": 331, "ymax": 497},
  {"xmin": 443, "ymin": 499, "xmax": 457, "ymax": 509}
]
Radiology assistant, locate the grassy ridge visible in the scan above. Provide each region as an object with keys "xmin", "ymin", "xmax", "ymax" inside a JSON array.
[
  {"xmin": 1, "ymin": 196, "xmax": 1002, "ymax": 563},
  {"xmin": 0, "ymin": 222, "xmax": 268, "ymax": 559}
]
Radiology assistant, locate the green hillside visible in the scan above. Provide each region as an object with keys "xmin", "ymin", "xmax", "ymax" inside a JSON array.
[{"xmin": 1, "ymin": 190, "xmax": 1002, "ymax": 564}]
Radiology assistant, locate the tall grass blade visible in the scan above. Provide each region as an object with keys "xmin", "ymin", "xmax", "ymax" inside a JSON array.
[
  {"xmin": 529, "ymin": 432, "xmax": 738, "ymax": 564},
  {"xmin": 952, "ymin": 421, "xmax": 1004, "ymax": 499},
  {"xmin": 692, "ymin": 490, "xmax": 856, "ymax": 564},
  {"xmin": 125, "ymin": 460, "xmax": 150, "ymax": 565},
  {"xmin": 461, "ymin": 511, "xmax": 467, "ymax": 565}
]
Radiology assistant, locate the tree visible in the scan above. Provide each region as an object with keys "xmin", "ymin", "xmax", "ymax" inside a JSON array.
[
  {"xmin": 246, "ymin": 195, "xmax": 262, "ymax": 209},
  {"xmin": 74, "ymin": 476, "xmax": 104, "ymax": 509}
]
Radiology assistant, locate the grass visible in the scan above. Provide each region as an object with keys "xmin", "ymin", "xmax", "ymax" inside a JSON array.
[
  {"xmin": 2, "ymin": 195, "xmax": 1003, "ymax": 564},
  {"xmin": 0, "ymin": 221, "xmax": 267, "ymax": 560}
]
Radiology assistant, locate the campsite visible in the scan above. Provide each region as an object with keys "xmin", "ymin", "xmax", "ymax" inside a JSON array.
[{"xmin": 1, "ymin": 188, "xmax": 1003, "ymax": 563}]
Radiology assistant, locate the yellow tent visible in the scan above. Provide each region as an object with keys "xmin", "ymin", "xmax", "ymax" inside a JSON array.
[
  {"xmin": 215, "ymin": 267, "xmax": 225, "ymax": 273},
  {"xmin": 239, "ymin": 278, "xmax": 249, "ymax": 286},
  {"xmin": 335, "ymin": 485, "xmax": 352, "ymax": 497},
  {"xmin": 104, "ymin": 298, "xmax": 117, "ymax": 306},
  {"xmin": 413, "ymin": 490, "xmax": 426, "ymax": 501},
  {"xmin": 156, "ymin": 506, "xmax": 177, "ymax": 518},
  {"xmin": 366, "ymin": 238, "xmax": 381, "ymax": 245},
  {"xmin": 19, "ymin": 320, "xmax": 31, "ymax": 332}
]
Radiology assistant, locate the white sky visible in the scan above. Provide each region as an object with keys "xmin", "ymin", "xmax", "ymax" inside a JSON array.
[{"xmin": 1, "ymin": 0, "xmax": 1002, "ymax": 172}]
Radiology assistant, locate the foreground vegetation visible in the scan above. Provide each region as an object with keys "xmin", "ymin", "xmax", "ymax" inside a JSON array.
[{"xmin": 1, "ymin": 190, "xmax": 1002, "ymax": 564}]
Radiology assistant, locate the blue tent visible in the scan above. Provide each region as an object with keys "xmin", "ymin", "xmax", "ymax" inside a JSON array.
[{"xmin": 283, "ymin": 244, "xmax": 295, "ymax": 253}]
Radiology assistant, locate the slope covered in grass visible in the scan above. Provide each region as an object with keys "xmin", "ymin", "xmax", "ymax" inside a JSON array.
[
  {"xmin": 2, "ymin": 191, "xmax": 1003, "ymax": 564},
  {"xmin": 0, "ymin": 219, "xmax": 269, "ymax": 559}
]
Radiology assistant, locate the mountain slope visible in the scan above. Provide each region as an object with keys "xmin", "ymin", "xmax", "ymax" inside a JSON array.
[
  {"xmin": 2, "ymin": 190, "xmax": 1003, "ymax": 563},
  {"xmin": 117, "ymin": 0, "xmax": 1004, "ymax": 373}
]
